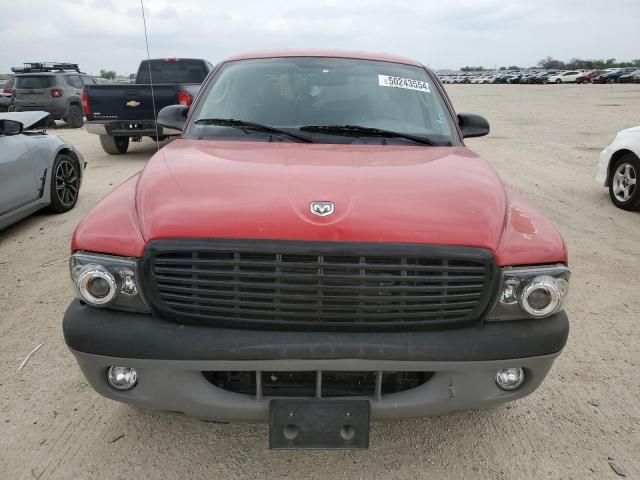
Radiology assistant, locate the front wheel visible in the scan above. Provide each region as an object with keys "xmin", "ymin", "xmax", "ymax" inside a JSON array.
[
  {"xmin": 48, "ymin": 154, "xmax": 81, "ymax": 213},
  {"xmin": 609, "ymin": 154, "xmax": 640, "ymax": 211},
  {"xmin": 555, "ymin": 79, "xmax": 562, "ymax": 84},
  {"xmin": 99, "ymin": 135, "xmax": 129, "ymax": 155}
]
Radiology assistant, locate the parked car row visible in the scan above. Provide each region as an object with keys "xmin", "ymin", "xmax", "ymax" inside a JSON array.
[{"xmin": 439, "ymin": 68, "xmax": 640, "ymax": 85}]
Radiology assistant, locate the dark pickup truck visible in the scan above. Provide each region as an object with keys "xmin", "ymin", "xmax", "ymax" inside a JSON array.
[{"xmin": 83, "ymin": 58, "xmax": 213, "ymax": 154}]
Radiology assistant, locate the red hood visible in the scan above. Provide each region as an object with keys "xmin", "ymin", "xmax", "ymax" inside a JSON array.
[
  {"xmin": 73, "ymin": 139, "xmax": 567, "ymax": 266},
  {"xmin": 135, "ymin": 140, "xmax": 507, "ymax": 250}
]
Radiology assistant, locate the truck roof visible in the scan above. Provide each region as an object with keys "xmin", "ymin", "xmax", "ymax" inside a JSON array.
[{"xmin": 224, "ymin": 50, "xmax": 423, "ymax": 67}]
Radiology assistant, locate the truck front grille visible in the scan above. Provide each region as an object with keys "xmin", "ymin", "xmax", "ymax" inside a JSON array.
[
  {"xmin": 202, "ymin": 371, "xmax": 433, "ymax": 398},
  {"xmin": 143, "ymin": 240, "xmax": 497, "ymax": 330}
]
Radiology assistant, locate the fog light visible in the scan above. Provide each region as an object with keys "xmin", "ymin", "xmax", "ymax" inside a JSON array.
[
  {"xmin": 495, "ymin": 367, "xmax": 525, "ymax": 391},
  {"xmin": 107, "ymin": 366, "xmax": 138, "ymax": 391}
]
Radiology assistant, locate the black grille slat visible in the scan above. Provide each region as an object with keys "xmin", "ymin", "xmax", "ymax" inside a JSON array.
[
  {"xmin": 156, "ymin": 284, "xmax": 483, "ymax": 302},
  {"xmin": 157, "ymin": 257, "xmax": 487, "ymax": 272},
  {"xmin": 144, "ymin": 240, "xmax": 496, "ymax": 330},
  {"xmin": 159, "ymin": 292, "xmax": 479, "ymax": 311},
  {"xmin": 153, "ymin": 266, "xmax": 486, "ymax": 284},
  {"xmin": 153, "ymin": 275, "xmax": 485, "ymax": 292},
  {"xmin": 163, "ymin": 300, "xmax": 476, "ymax": 318}
]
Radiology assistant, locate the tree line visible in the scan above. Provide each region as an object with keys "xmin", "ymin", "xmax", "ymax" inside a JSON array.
[{"xmin": 536, "ymin": 57, "xmax": 640, "ymax": 70}]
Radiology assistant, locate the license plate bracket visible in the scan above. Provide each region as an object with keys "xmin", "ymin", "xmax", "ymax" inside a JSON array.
[{"xmin": 269, "ymin": 399, "xmax": 370, "ymax": 449}]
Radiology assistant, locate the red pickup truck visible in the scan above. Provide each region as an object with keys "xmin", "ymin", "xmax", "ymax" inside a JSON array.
[{"xmin": 64, "ymin": 50, "xmax": 569, "ymax": 449}]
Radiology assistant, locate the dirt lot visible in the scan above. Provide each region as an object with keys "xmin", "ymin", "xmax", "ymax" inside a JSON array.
[{"xmin": 1, "ymin": 84, "xmax": 639, "ymax": 480}]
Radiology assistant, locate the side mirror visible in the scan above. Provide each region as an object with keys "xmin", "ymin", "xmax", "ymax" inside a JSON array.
[
  {"xmin": 457, "ymin": 113, "xmax": 490, "ymax": 138},
  {"xmin": 0, "ymin": 119, "xmax": 23, "ymax": 136},
  {"xmin": 157, "ymin": 104, "xmax": 188, "ymax": 132}
]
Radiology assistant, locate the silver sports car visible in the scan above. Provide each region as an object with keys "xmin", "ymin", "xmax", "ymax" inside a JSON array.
[{"xmin": 0, "ymin": 111, "xmax": 85, "ymax": 230}]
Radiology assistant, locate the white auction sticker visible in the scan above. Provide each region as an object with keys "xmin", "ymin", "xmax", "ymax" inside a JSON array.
[{"xmin": 378, "ymin": 75, "xmax": 431, "ymax": 93}]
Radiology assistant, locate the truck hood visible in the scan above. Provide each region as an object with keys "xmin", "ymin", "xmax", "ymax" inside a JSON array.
[{"xmin": 135, "ymin": 140, "xmax": 508, "ymax": 251}]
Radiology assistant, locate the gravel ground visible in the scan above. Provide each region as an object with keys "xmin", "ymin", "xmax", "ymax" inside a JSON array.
[{"xmin": 1, "ymin": 84, "xmax": 639, "ymax": 480}]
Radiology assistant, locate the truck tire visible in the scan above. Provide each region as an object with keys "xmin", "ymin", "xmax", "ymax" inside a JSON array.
[
  {"xmin": 99, "ymin": 135, "xmax": 129, "ymax": 155},
  {"xmin": 48, "ymin": 153, "xmax": 81, "ymax": 213},
  {"xmin": 609, "ymin": 153, "xmax": 640, "ymax": 211},
  {"xmin": 66, "ymin": 104, "xmax": 84, "ymax": 128}
]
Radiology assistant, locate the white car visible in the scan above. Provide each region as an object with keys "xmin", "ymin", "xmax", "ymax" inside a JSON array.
[
  {"xmin": 596, "ymin": 126, "xmax": 640, "ymax": 210},
  {"xmin": 548, "ymin": 71, "xmax": 582, "ymax": 83}
]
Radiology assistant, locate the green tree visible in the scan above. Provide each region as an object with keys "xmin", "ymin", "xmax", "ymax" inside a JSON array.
[
  {"xmin": 537, "ymin": 56, "xmax": 565, "ymax": 70},
  {"xmin": 99, "ymin": 69, "xmax": 116, "ymax": 80}
]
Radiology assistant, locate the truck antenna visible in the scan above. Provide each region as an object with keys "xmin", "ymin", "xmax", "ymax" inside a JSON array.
[{"xmin": 140, "ymin": 0, "xmax": 160, "ymax": 151}]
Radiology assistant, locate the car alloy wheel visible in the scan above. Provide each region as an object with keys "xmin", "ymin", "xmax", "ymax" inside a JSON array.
[
  {"xmin": 55, "ymin": 158, "xmax": 80, "ymax": 207},
  {"xmin": 612, "ymin": 162, "xmax": 637, "ymax": 203}
]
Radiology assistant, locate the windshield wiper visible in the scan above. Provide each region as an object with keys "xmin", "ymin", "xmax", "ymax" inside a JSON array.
[
  {"xmin": 194, "ymin": 118, "xmax": 313, "ymax": 143},
  {"xmin": 300, "ymin": 124, "xmax": 434, "ymax": 146}
]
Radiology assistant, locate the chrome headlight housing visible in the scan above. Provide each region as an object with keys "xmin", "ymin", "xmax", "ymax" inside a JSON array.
[
  {"xmin": 488, "ymin": 265, "xmax": 570, "ymax": 320},
  {"xmin": 69, "ymin": 253, "xmax": 149, "ymax": 312}
]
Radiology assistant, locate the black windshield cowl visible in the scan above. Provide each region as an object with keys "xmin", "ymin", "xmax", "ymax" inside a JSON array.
[
  {"xmin": 194, "ymin": 118, "xmax": 313, "ymax": 143},
  {"xmin": 300, "ymin": 125, "xmax": 435, "ymax": 146}
]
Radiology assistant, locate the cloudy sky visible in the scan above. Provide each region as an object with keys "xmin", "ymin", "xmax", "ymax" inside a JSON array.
[{"xmin": 1, "ymin": 0, "xmax": 638, "ymax": 75}]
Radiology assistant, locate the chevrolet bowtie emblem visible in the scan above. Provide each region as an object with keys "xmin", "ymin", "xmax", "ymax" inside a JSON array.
[{"xmin": 126, "ymin": 100, "xmax": 141, "ymax": 107}]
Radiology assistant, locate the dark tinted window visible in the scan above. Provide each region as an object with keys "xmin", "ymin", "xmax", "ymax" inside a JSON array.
[
  {"xmin": 15, "ymin": 75, "xmax": 55, "ymax": 89},
  {"xmin": 81, "ymin": 76, "xmax": 96, "ymax": 85},
  {"xmin": 64, "ymin": 75, "xmax": 84, "ymax": 88},
  {"xmin": 136, "ymin": 60, "xmax": 207, "ymax": 84}
]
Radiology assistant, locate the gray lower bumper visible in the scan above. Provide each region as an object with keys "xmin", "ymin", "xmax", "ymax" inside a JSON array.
[{"xmin": 70, "ymin": 350, "xmax": 558, "ymax": 422}]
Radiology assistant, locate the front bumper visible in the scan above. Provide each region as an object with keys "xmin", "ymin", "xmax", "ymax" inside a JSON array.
[{"xmin": 64, "ymin": 300, "xmax": 569, "ymax": 422}]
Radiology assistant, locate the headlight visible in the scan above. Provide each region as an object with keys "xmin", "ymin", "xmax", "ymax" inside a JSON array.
[
  {"xmin": 70, "ymin": 253, "xmax": 149, "ymax": 312},
  {"xmin": 488, "ymin": 265, "xmax": 569, "ymax": 320}
]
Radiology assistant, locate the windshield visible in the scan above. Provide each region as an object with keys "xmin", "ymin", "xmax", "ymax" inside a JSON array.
[
  {"xmin": 186, "ymin": 57, "xmax": 458, "ymax": 145},
  {"xmin": 137, "ymin": 59, "xmax": 208, "ymax": 84}
]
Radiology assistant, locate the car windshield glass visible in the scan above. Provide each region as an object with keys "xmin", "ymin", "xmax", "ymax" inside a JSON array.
[
  {"xmin": 186, "ymin": 57, "xmax": 458, "ymax": 145},
  {"xmin": 14, "ymin": 76, "xmax": 55, "ymax": 89},
  {"xmin": 136, "ymin": 60, "xmax": 207, "ymax": 84}
]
